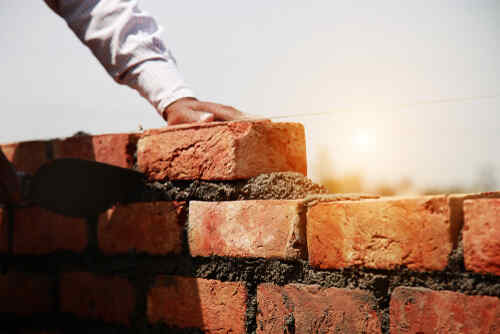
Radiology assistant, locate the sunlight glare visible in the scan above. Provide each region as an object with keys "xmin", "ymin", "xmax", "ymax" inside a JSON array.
[{"xmin": 352, "ymin": 130, "xmax": 376, "ymax": 154}]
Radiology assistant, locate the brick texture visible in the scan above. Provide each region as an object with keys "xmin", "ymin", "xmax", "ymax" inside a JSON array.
[
  {"xmin": 463, "ymin": 198, "xmax": 500, "ymax": 275},
  {"xmin": 257, "ymin": 283, "xmax": 381, "ymax": 333},
  {"xmin": 148, "ymin": 276, "xmax": 247, "ymax": 333},
  {"xmin": 188, "ymin": 200, "xmax": 306, "ymax": 259},
  {"xmin": 448, "ymin": 192, "xmax": 500, "ymax": 248},
  {"xmin": 60, "ymin": 272, "xmax": 135, "ymax": 325},
  {"xmin": 53, "ymin": 133, "xmax": 137, "ymax": 168},
  {"xmin": 390, "ymin": 287, "xmax": 500, "ymax": 333},
  {"xmin": 98, "ymin": 201, "xmax": 185, "ymax": 255},
  {"xmin": 13, "ymin": 207, "xmax": 87, "ymax": 254},
  {"xmin": 0, "ymin": 272, "xmax": 54, "ymax": 315},
  {"xmin": 137, "ymin": 120, "xmax": 307, "ymax": 181},
  {"xmin": 307, "ymin": 196, "xmax": 453, "ymax": 271},
  {"xmin": 0, "ymin": 208, "xmax": 7, "ymax": 253},
  {"xmin": 1, "ymin": 141, "xmax": 48, "ymax": 174}
]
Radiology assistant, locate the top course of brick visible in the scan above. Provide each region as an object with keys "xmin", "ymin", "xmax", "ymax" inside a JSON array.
[{"xmin": 136, "ymin": 120, "xmax": 307, "ymax": 181}]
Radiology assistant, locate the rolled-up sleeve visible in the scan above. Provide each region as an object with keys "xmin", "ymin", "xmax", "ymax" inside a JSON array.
[{"xmin": 44, "ymin": 0, "xmax": 196, "ymax": 115}]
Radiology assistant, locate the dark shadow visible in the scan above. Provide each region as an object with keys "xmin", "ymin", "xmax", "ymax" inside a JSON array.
[{"xmin": 1, "ymin": 134, "xmax": 206, "ymax": 332}]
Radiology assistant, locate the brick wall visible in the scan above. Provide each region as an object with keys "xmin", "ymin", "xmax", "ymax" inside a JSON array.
[{"xmin": 0, "ymin": 120, "xmax": 499, "ymax": 333}]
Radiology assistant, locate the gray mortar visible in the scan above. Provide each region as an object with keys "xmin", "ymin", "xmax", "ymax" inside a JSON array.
[
  {"xmin": 134, "ymin": 172, "xmax": 328, "ymax": 203},
  {"xmin": 5, "ymin": 160, "xmax": 500, "ymax": 334}
]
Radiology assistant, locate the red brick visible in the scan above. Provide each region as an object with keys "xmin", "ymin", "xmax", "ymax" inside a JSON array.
[
  {"xmin": 137, "ymin": 120, "xmax": 306, "ymax": 181},
  {"xmin": 13, "ymin": 207, "xmax": 87, "ymax": 254},
  {"xmin": 188, "ymin": 200, "xmax": 306, "ymax": 260},
  {"xmin": 257, "ymin": 283, "xmax": 381, "ymax": 333},
  {"xmin": 390, "ymin": 287, "xmax": 500, "ymax": 333},
  {"xmin": 53, "ymin": 133, "xmax": 137, "ymax": 168},
  {"xmin": 0, "ymin": 272, "xmax": 54, "ymax": 315},
  {"xmin": 1, "ymin": 141, "xmax": 48, "ymax": 174},
  {"xmin": 448, "ymin": 192, "xmax": 500, "ymax": 248},
  {"xmin": 307, "ymin": 196, "xmax": 452, "ymax": 271},
  {"xmin": 98, "ymin": 201, "xmax": 185, "ymax": 255},
  {"xmin": 463, "ymin": 198, "xmax": 500, "ymax": 275},
  {"xmin": 60, "ymin": 272, "xmax": 135, "ymax": 325},
  {"xmin": 148, "ymin": 275, "xmax": 247, "ymax": 333},
  {"xmin": 0, "ymin": 208, "xmax": 7, "ymax": 253}
]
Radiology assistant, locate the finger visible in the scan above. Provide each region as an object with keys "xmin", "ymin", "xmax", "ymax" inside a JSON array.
[
  {"xmin": 194, "ymin": 101, "xmax": 247, "ymax": 121},
  {"xmin": 167, "ymin": 108, "xmax": 215, "ymax": 126}
]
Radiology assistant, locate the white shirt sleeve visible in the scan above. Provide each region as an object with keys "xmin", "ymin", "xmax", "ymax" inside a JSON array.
[{"xmin": 44, "ymin": 0, "xmax": 196, "ymax": 116}]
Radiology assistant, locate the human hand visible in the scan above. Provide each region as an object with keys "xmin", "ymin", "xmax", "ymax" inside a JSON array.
[{"xmin": 163, "ymin": 97, "xmax": 247, "ymax": 125}]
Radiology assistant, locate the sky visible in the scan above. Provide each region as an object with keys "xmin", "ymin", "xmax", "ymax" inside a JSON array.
[{"xmin": 1, "ymin": 1, "xmax": 499, "ymax": 190}]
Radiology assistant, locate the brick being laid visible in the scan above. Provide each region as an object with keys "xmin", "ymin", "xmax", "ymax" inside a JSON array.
[
  {"xmin": 463, "ymin": 198, "xmax": 500, "ymax": 276},
  {"xmin": 188, "ymin": 200, "xmax": 307, "ymax": 260},
  {"xmin": 307, "ymin": 196, "xmax": 454, "ymax": 271},
  {"xmin": 390, "ymin": 287, "xmax": 500, "ymax": 333},
  {"xmin": 136, "ymin": 120, "xmax": 307, "ymax": 181}
]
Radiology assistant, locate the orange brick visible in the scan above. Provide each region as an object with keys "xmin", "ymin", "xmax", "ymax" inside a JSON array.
[
  {"xmin": 0, "ymin": 272, "xmax": 54, "ymax": 315},
  {"xmin": 307, "ymin": 196, "xmax": 453, "ymax": 271},
  {"xmin": 0, "ymin": 208, "xmax": 7, "ymax": 253},
  {"xmin": 448, "ymin": 192, "xmax": 500, "ymax": 246},
  {"xmin": 60, "ymin": 272, "xmax": 135, "ymax": 325},
  {"xmin": 257, "ymin": 283, "xmax": 381, "ymax": 333},
  {"xmin": 98, "ymin": 202, "xmax": 185, "ymax": 255},
  {"xmin": 1, "ymin": 141, "xmax": 48, "ymax": 174},
  {"xmin": 53, "ymin": 133, "xmax": 137, "ymax": 168},
  {"xmin": 137, "ymin": 120, "xmax": 306, "ymax": 181},
  {"xmin": 13, "ymin": 207, "xmax": 87, "ymax": 254},
  {"xmin": 390, "ymin": 287, "xmax": 500, "ymax": 333},
  {"xmin": 188, "ymin": 200, "xmax": 306, "ymax": 260},
  {"xmin": 463, "ymin": 198, "xmax": 500, "ymax": 276},
  {"xmin": 148, "ymin": 276, "xmax": 247, "ymax": 333}
]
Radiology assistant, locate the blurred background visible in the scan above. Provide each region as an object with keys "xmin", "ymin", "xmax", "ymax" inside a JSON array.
[{"xmin": 1, "ymin": 1, "xmax": 499, "ymax": 195}]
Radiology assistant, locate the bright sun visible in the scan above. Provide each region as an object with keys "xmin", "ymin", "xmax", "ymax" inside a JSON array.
[{"xmin": 352, "ymin": 130, "xmax": 376, "ymax": 154}]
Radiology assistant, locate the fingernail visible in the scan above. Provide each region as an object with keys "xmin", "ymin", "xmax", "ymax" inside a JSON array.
[{"xmin": 199, "ymin": 112, "xmax": 214, "ymax": 122}]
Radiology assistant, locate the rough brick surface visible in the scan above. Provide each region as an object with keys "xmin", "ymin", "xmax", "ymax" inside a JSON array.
[
  {"xmin": 13, "ymin": 206, "xmax": 87, "ymax": 254},
  {"xmin": 148, "ymin": 276, "xmax": 247, "ymax": 333},
  {"xmin": 137, "ymin": 120, "xmax": 307, "ymax": 181},
  {"xmin": 463, "ymin": 198, "xmax": 500, "ymax": 275},
  {"xmin": 60, "ymin": 272, "xmax": 135, "ymax": 325},
  {"xmin": 0, "ymin": 208, "xmax": 7, "ymax": 253},
  {"xmin": 257, "ymin": 283, "xmax": 381, "ymax": 333},
  {"xmin": 390, "ymin": 287, "xmax": 500, "ymax": 333},
  {"xmin": 307, "ymin": 196, "xmax": 452, "ymax": 271},
  {"xmin": 188, "ymin": 200, "xmax": 306, "ymax": 259},
  {"xmin": 448, "ymin": 192, "xmax": 500, "ymax": 247},
  {"xmin": 1, "ymin": 141, "xmax": 48, "ymax": 174},
  {"xmin": 53, "ymin": 133, "xmax": 137, "ymax": 168},
  {"xmin": 0, "ymin": 272, "xmax": 53, "ymax": 315},
  {"xmin": 98, "ymin": 201, "xmax": 185, "ymax": 255}
]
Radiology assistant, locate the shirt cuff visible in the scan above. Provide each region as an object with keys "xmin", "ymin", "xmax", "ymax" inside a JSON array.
[{"xmin": 121, "ymin": 58, "xmax": 196, "ymax": 116}]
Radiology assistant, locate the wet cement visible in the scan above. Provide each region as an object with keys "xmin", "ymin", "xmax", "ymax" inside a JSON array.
[{"xmin": 135, "ymin": 172, "xmax": 328, "ymax": 202}]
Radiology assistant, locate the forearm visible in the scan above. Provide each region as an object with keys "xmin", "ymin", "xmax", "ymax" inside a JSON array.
[{"xmin": 44, "ymin": 0, "xmax": 195, "ymax": 114}]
